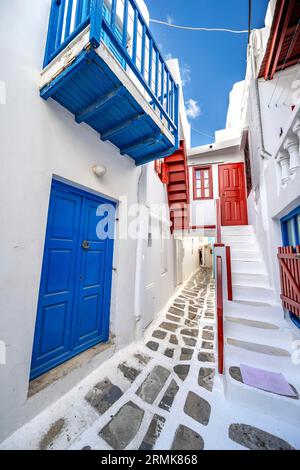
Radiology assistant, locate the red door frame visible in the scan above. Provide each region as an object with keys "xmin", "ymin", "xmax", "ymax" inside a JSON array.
[{"xmin": 218, "ymin": 162, "xmax": 248, "ymax": 226}]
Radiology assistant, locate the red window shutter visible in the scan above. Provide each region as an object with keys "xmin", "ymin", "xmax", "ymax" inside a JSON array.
[{"xmin": 161, "ymin": 162, "xmax": 169, "ymax": 184}]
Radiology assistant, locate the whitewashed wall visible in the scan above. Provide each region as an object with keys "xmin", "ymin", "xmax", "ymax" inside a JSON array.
[
  {"xmin": 245, "ymin": 35, "xmax": 300, "ymax": 299},
  {"xmin": 0, "ymin": 0, "xmax": 198, "ymax": 442}
]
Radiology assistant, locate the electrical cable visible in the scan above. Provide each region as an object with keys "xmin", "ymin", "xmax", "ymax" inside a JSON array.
[{"xmin": 149, "ymin": 19, "xmax": 249, "ymax": 34}]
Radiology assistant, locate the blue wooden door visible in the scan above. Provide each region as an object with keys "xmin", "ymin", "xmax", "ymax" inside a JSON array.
[{"xmin": 30, "ymin": 180, "xmax": 115, "ymax": 379}]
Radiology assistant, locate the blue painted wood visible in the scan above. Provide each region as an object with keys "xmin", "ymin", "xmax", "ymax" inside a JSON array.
[
  {"xmin": 41, "ymin": 48, "xmax": 176, "ymax": 164},
  {"xmin": 90, "ymin": 0, "xmax": 104, "ymax": 47},
  {"xmin": 43, "ymin": 0, "xmax": 61, "ymax": 68},
  {"xmin": 281, "ymin": 205, "xmax": 300, "ymax": 246},
  {"xmin": 122, "ymin": 0, "xmax": 129, "ymax": 47},
  {"xmin": 42, "ymin": 0, "xmax": 179, "ymax": 144},
  {"xmin": 148, "ymin": 38, "xmax": 153, "ymax": 87},
  {"xmin": 101, "ymin": 113, "xmax": 146, "ymax": 141},
  {"xmin": 30, "ymin": 179, "xmax": 115, "ymax": 379},
  {"xmin": 75, "ymin": 85, "xmax": 126, "ymax": 123},
  {"xmin": 132, "ymin": 8, "xmax": 138, "ymax": 66},
  {"xmin": 110, "ymin": 0, "xmax": 117, "ymax": 29},
  {"xmin": 64, "ymin": 0, "xmax": 74, "ymax": 41},
  {"xmin": 141, "ymin": 25, "xmax": 146, "ymax": 77}
]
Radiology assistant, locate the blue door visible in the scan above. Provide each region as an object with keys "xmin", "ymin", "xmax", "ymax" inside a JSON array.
[{"xmin": 30, "ymin": 180, "xmax": 115, "ymax": 379}]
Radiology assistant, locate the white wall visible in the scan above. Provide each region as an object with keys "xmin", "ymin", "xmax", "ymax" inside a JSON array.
[
  {"xmin": 0, "ymin": 0, "xmax": 198, "ymax": 442},
  {"xmin": 188, "ymin": 147, "xmax": 245, "ymax": 228},
  {"xmin": 258, "ymin": 65, "xmax": 300, "ymax": 157},
  {"xmin": 0, "ymin": 0, "xmax": 142, "ymax": 441},
  {"xmin": 245, "ymin": 31, "xmax": 300, "ymax": 299}
]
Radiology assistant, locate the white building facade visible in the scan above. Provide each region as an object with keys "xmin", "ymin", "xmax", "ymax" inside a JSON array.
[{"xmin": 0, "ymin": 0, "xmax": 199, "ymax": 442}]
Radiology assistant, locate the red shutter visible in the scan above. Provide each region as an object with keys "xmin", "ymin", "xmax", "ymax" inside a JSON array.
[{"xmin": 161, "ymin": 162, "xmax": 169, "ymax": 184}]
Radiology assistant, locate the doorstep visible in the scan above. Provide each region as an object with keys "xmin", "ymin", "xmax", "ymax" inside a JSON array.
[{"xmin": 28, "ymin": 337, "xmax": 116, "ymax": 398}]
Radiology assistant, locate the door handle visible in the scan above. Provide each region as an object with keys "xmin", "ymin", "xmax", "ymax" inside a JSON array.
[{"xmin": 82, "ymin": 240, "xmax": 90, "ymax": 250}]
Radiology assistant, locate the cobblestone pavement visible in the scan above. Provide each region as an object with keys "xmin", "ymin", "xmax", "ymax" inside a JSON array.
[{"xmin": 1, "ymin": 268, "xmax": 297, "ymax": 450}]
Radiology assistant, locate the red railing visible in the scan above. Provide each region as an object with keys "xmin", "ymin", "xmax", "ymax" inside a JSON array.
[
  {"xmin": 216, "ymin": 199, "xmax": 222, "ymax": 244},
  {"xmin": 278, "ymin": 246, "xmax": 300, "ymax": 316},
  {"xmin": 215, "ymin": 199, "xmax": 233, "ymax": 301},
  {"xmin": 216, "ymin": 256, "xmax": 224, "ymax": 374},
  {"xmin": 226, "ymin": 246, "xmax": 233, "ymax": 301}
]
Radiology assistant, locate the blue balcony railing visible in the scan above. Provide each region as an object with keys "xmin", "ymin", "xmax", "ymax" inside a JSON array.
[{"xmin": 43, "ymin": 0, "xmax": 179, "ymax": 141}]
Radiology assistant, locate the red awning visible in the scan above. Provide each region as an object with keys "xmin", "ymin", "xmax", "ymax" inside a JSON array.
[{"xmin": 259, "ymin": 0, "xmax": 300, "ymax": 80}]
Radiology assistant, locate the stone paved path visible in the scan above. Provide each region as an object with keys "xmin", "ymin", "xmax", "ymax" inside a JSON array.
[{"xmin": 1, "ymin": 268, "xmax": 298, "ymax": 450}]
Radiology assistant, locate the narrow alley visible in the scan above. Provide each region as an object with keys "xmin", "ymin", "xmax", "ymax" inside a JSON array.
[{"xmin": 1, "ymin": 268, "xmax": 297, "ymax": 451}]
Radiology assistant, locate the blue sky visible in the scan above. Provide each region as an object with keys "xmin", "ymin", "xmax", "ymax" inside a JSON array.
[{"xmin": 146, "ymin": 0, "xmax": 269, "ymax": 147}]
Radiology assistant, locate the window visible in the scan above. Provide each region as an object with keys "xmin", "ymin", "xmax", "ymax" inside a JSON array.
[
  {"xmin": 281, "ymin": 206, "xmax": 300, "ymax": 246},
  {"xmin": 193, "ymin": 166, "xmax": 213, "ymax": 200}
]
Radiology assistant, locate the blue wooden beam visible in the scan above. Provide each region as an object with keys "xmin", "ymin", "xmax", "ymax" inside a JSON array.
[
  {"xmin": 75, "ymin": 85, "xmax": 126, "ymax": 123},
  {"xmin": 101, "ymin": 113, "xmax": 147, "ymax": 141},
  {"xmin": 120, "ymin": 132, "xmax": 163, "ymax": 156},
  {"xmin": 135, "ymin": 145, "xmax": 176, "ymax": 166}
]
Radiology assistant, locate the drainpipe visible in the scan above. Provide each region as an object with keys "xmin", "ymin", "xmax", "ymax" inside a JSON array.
[{"xmin": 249, "ymin": 35, "xmax": 272, "ymax": 160}]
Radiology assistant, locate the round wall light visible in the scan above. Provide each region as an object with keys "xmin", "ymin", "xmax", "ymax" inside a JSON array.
[{"xmin": 92, "ymin": 165, "xmax": 107, "ymax": 177}]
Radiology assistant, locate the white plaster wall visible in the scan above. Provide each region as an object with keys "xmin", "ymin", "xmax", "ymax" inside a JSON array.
[
  {"xmin": 258, "ymin": 65, "xmax": 300, "ymax": 156},
  {"xmin": 0, "ymin": 0, "xmax": 142, "ymax": 441},
  {"xmin": 245, "ymin": 56, "xmax": 300, "ymax": 299},
  {"xmin": 181, "ymin": 237, "xmax": 201, "ymax": 281},
  {"xmin": 226, "ymin": 80, "xmax": 246, "ymax": 130},
  {"xmin": 0, "ymin": 0, "xmax": 199, "ymax": 442}
]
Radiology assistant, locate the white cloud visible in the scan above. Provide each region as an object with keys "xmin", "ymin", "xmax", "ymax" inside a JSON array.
[
  {"xmin": 180, "ymin": 64, "xmax": 191, "ymax": 87},
  {"xmin": 165, "ymin": 52, "xmax": 174, "ymax": 61},
  {"xmin": 166, "ymin": 14, "xmax": 174, "ymax": 25},
  {"xmin": 185, "ymin": 99, "xmax": 201, "ymax": 119}
]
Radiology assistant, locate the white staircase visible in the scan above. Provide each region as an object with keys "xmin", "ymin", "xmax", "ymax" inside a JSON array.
[
  {"xmin": 220, "ymin": 227, "xmax": 300, "ymax": 426},
  {"xmin": 222, "ymin": 225, "xmax": 277, "ymax": 305},
  {"xmin": 223, "ymin": 300, "xmax": 300, "ymax": 426}
]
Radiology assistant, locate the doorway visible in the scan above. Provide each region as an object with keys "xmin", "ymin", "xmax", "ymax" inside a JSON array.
[
  {"xmin": 30, "ymin": 180, "xmax": 115, "ymax": 379},
  {"xmin": 218, "ymin": 163, "xmax": 248, "ymax": 226}
]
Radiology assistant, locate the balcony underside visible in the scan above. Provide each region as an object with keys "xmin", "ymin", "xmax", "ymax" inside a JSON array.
[{"xmin": 40, "ymin": 47, "xmax": 176, "ymax": 166}]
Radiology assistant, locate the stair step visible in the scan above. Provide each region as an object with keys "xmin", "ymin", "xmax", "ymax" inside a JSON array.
[
  {"xmin": 225, "ymin": 317, "xmax": 279, "ymax": 330},
  {"xmin": 223, "ymin": 235, "xmax": 256, "ymax": 244},
  {"xmin": 227, "ymin": 338, "xmax": 290, "ymax": 357},
  {"xmin": 233, "ymin": 284, "xmax": 276, "ymax": 303},
  {"xmin": 231, "ymin": 250, "xmax": 262, "ymax": 261},
  {"xmin": 225, "ymin": 317, "xmax": 293, "ymax": 344},
  {"xmin": 169, "ymin": 194, "xmax": 188, "ymax": 203},
  {"xmin": 227, "ymin": 244, "xmax": 260, "ymax": 255},
  {"xmin": 231, "ymin": 259, "xmax": 267, "ymax": 274},
  {"xmin": 224, "ymin": 300, "xmax": 284, "ymax": 325},
  {"xmin": 165, "ymin": 154, "xmax": 184, "ymax": 164},
  {"xmin": 169, "ymin": 172, "xmax": 186, "ymax": 183},
  {"xmin": 229, "ymin": 366, "xmax": 299, "ymax": 399},
  {"xmin": 167, "ymin": 163, "xmax": 185, "ymax": 172},
  {"xmin": 168, "ymin": 183, "xmax": 187, "ymax": 193},
  {"xmin": 232, "ymin": 272, "xmax": 270, "ymax": 287},
  {"xmin": 222, "ymin": 225, "xmax": 254, "ymax": 235}
]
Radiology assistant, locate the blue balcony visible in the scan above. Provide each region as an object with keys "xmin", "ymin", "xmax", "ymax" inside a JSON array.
[{"xmin": 40, "ymin": 0, "xmax": 179, "ymax": 165}]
